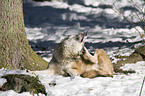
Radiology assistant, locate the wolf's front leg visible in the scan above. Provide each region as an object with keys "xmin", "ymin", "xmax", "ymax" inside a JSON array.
[{"xmin": 82, "ymin": 47, "xmax": 98, "ymax": 64}]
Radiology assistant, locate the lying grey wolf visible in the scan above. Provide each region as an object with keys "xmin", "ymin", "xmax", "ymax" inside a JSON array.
[{"xmin": 79, "ymin": 48, "xmax": 114, "ymax": 78}]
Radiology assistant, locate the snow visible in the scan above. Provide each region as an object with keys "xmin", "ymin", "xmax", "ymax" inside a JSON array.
[
  {"xmin": 0, "ymin": 0, "xmax": 145, "ymax": 96},
  {"xmin": 0, "ymin": 62, "xmax": 145, "ymax": 96}
]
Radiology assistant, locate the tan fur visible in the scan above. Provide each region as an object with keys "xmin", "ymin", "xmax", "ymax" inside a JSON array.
[
  {"xmin": 95, "ymin": 49, "xmax": 114, "ymax": 76},
  {"xmin": 71, "ymin": 48, "xmax": 114, "ymax": 78}
]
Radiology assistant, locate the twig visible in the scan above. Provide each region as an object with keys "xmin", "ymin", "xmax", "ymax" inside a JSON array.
[
  {"xmin": 139, "ymin": 76, "xmax": 145, "ymax": 96},
  {"xmin": 129, "ymin": 0, "xmax": 144, "ymax": 15},
  {"xmin": 128, "ymin": 0, "xmax": 145, "ymax": 34},
  {"xmin": 112, "ymin": 1, "xmax": 145, "ymax": 42}
]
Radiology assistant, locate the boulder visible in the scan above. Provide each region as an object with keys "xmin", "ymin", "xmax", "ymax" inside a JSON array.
[
  {"xmin": 114, "ymin": 45, "xmax": 145, "ymax": 73},
  {"xmin": 0, "ymin": 74, "xmax": 47, "ymax": 95}
]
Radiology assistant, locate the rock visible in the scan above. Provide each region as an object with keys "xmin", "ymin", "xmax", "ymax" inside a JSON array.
[
  {"xmin": 0, "ymin": 74, "xmax": 47, "ymax": 95},
  {"xmin": 114, "ymin": 45, "xmax": 145, "ymax": 73},
  {"xmin": 135, "ymin": 45, "xmax": 145, "ymax": 59}
]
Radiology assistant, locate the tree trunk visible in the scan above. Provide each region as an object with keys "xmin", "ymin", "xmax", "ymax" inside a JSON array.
[{"xmin": 0, "ymin": 0, "xmax": 48, "ymax": 70}]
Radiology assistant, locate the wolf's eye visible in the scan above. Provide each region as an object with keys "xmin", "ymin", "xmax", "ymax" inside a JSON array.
[{"xmin": 75, "ymin": 35, "xmax": 80, "ymax": 41}]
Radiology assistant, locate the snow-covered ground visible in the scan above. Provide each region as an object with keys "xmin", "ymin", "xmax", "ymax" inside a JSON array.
[{"xmin": 0, "ymin": 0, "xmax": 145, "ymax": 96}]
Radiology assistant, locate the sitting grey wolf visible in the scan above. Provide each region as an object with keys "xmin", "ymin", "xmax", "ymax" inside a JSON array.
[
  {"xmin": 47, "ymin": 32, "xmax": 87, "ymax": 76},
  {"xmin": 31, "ymin": 33, "xmax": 87, "ymax": 76}
]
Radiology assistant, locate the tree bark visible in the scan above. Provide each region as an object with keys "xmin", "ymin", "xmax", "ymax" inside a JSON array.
[{"xmin": 0, "ymin": 0, "xmax": 48, "ymax": 70}]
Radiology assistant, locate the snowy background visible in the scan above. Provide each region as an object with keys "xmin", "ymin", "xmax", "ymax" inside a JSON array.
[{"xmin": 0, "ymin": 0, "xmax": 145, "ymax": 96}]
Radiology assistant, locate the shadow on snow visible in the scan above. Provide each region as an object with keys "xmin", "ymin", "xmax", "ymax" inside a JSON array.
[{"xmin": 23, "ymin": 1, "xmax": 143, "ymax": 29}]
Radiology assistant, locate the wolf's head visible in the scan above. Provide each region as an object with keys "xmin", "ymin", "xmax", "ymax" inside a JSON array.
[
  {"xmin": 62, "ymin": 33, "xmax": 87, "ymax": 56},
  {"xmin": 64, "ymin": 32, "xmax": 87, "ymax": 45},
  {"xmin": 53, "ymin": 33, "xmax": 87, "ymax": 63}
]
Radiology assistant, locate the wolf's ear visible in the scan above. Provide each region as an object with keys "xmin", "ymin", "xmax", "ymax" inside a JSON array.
[{"xmin": 65, "ymin": 35, "xmax": 71, "ymax": 40}]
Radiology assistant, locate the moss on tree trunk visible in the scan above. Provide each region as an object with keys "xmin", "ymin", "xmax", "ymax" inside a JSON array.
[{"xmin": 0, "ymin": 0, "xmax": 48, "ymax": 70}]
